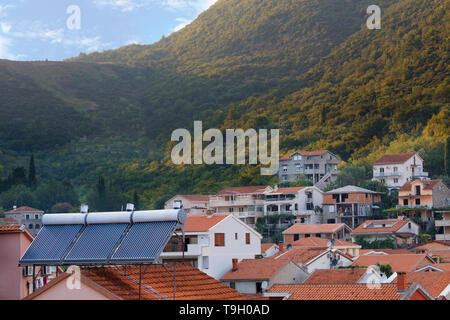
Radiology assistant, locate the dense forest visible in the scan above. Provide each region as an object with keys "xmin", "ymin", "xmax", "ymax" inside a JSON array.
[{"xmin": 0, "ymin": 0, "xmax": 448, "ymax": 213}]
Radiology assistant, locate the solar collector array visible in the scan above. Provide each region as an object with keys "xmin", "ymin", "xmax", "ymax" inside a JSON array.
[{"xmin": 19, "ymin": 209, "xmax": 185, "ymax": 266}]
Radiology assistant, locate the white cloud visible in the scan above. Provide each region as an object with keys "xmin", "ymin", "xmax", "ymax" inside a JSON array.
[
  {"xmin": 0, "ymin": 4, "xmax": 15, "ymax": 18},
  {"xmin": 0, "ymin": 34, "xmax": 25, "ymax": 60},
  {"xmin": 95, "ymin": 0, "xmax": 150, "ymax": 12},
  {"xmin": 65, "ymin": 36, "xmax": 110, "ymax": 52},
  {"xmin": 173, "ymin": 17, "xmax": 192, "ymax": 32},
  {"xmin": 162, "ymin": 0, "xmax": 217, "ymax": 12}
]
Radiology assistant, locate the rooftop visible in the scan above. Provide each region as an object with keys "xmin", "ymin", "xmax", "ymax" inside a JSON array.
[
  {"xmin": 326, "ymin": 185, "xmax": 382, "ymax": 194},
  {"xmin": 176, "ymin": 195, "xmax": 210, "ymax": 202},
  {"xmin": 5, "ymin": 206, "xmax": 44, "ymax": 214},
  {"xmin": 373, "ymin": 152, "xmax": 418, "ymax": 165},
  {"xmin": 352, "ymin": 254, "xmax": 433, "ymax": 272},
  {"xmin": 351, "ymin": 218, "xmax": 413, "ymax": 235},
  {"xmin": 283, "ymin": 223, "xmax": 349, "ymax": 235},
  {"xmin": 291, "ymin": 237, "xmax": 359, "ymax": 248},
  {"xmin": 304, "ymin": 269, "xmax": 367, "ymax": 285},
  {"xmin": 396, "ymin": 271, "xmax": 450, "ymax": 298},
  {"xmin": 216, "ymin": 186, "xmax": 269, "ymax": 195},
  {"xmin": 184, "ymin": 214, "xmax": 229, "ymax": 232},
  {"xmin": 399, "ymin": 179, "xmax": 443, "ymax": 191}
]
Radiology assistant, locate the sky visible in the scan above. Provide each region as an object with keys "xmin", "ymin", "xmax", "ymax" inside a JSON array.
[{"xmin": 0, "ymin": 0, "xmax": 217, "ymax": 61}]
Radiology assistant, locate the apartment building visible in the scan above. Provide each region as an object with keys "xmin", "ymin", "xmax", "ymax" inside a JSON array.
[
  {"xmin": 209, "ymin": 186, "xmax": 271, "ymax": 228},
  {"xmin": 283, "ymin": 223, "xmax": 352, "ymax": 244},
  {"xmin": 278, "ymin": 150, "xmax": 340, "ymax": 189},
  {"xmin": 322, "ymin": 186, "xmax": 383, "ymax": 228},
  {"xmin": 372, "ymin": 152, "xmax": 429, "ymax": 190},
  {"xmin": 264, "ymin": 186, "xmax": 324, "ymax": 224},
  {"xmin": 435, "ymin": 211, "xmax": 450, "ymax": 241},
  {"xmin": 4, "ymin": 206, "xmax": 44, "ymax": 237},
  {"xmin": 159, "ymin": 213, "xmax": 262, "ymax": 280},
  {"xmin": 164, "ymin": 194, "xmax": 210, "ymax": 215},
  {"xmin": 397, "ymin": 179, "xmax": 450, "ymax": 230}
]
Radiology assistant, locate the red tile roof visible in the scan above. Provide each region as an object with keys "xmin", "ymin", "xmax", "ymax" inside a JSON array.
[
  {"xmin": 397, "ymin": 272, "xmax": 450, "ymax": 298},
  {"xmin": 81, "ymin": 264, "xmax": 246, "ymax": 300},
  {"xmin": 352, "ymin": 254, "xmax": 433, "ymax": 272},
  {"xmin": 304, "ymin": 269, "xmax": 367, "ymax": 285},
  {"xmin": 178, "ymin": 195, "xmax": 210, "ymax": 202},
  {"xmin": 412, "ymin": 240, "xmax": 450, "ymax": 250},
  {"xmin": 269, "ymin": 187, "xmax": 305, "ymax": 194},
  {"xmin": 274, "ymin": 247, "xmax": 330, "ymax": 264},
  {"xmin": 351, "ymin": 219, "xmax": 411, "ymax": 235},
  {"xmin": 0, "ymin": 224, "xmax": 25, "ymax": 232},
  {"xmin": 283, "ymin": 223, "xmax": 349, "ymax": 235},
  {"xmin": 5, "ymin": 206, "xmax": 43, "ymax": 214},
  {"xmin": 359, "ymin": 249, "xmax": 412, "ymax": 255},
  {"xmin": 433, "ymin": 264, "xmax": 450, "ymax": 272},
  {"xmin": 373, "ymin": 153, "xmax": 417, "ymax": 165},
  {"xmin": 267, "ymin": 284, "xmax": 403, "ymax": 300},
  {"xmin": 184, "ymin": 214, "xmax": 229, "ymax": 232},
  {"xmin": 291, "ymin": 237, "xmax": 359, "ymax": 248},
  {"xmin": 216, "ymin": 186, "xmax": 269, "ymax": 195},
  {"xmin": 399, "ymin": 179, "xmax": 443, "ymax": 191},
  {"xmin": 261, "ymin": 243, "xmax": 276, "ymax": 253}
]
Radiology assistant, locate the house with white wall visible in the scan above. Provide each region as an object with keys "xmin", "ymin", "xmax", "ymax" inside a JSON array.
[
  {"xmin": 159, "ymin": 213, "xmax": 262, "ymax": 280},
  {"xmin": 209, "ymin": 186, "xmax": 272, "ymax": 228},
  {"xmin": 372, "ymin": 152, "xmax": 429, "ymax": 190},
  {"xmin": 164, "ymin": 194, "xmax": 210, "ymax": 215},
  {"xmin": 264, "ymin": 186, "xmax": 324, "ymax": 224}
]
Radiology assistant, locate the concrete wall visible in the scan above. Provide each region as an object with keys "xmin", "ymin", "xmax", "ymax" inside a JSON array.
[{"xmin": 31, "ymin": 279, "xmax": 111, "ymax": 300}]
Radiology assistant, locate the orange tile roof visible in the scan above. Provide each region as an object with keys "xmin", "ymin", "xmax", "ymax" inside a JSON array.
[
  {"xmin": 304, "ymin": 269, "xmax": 367, "ymax": 285},
  {"xmin": 398, "ymin": 272, "xmax": 450, "ymax": 298},
  {"xmin": 291, "ymin": 237, "xmax": 359, "ymax": 248},
  {"xmin": 412, "ymin": 240, "xmax": 450, "ymax": 250},
  {"xmin": 216, "ymin": 186, "xmax": 269, "ymax": 195},
  {"xmin": 261, "ymin": 243, "xmax": 276, "ymax": 252},
  {"xmin": 351, "ymin": 219, "xmax": 411, "ymax": 235},
  {"xmin": 352, "ymin": 254, "xmax": 433, "ymax": 272},
  {"xmin": 221, "ymin": 248, "xmax": 327, "ymax": 281},
  {"xmin": 267, "ymin": 284, "xmax": 403, "ymax": 300},
  {"xmin": 433, "ymin": 264, "xmax": 450, "ymax": 272},
  {"xmin": 0, "ymin": 224, "xmax": 25, "ymax": 232},
  {"xmin": 5, "ymin": 206, "xmax": 43, "ymax": 213},
  {"xmin": 178, "ymin": 195, "xmax": 210, "ymax": 202},
  {"xmin": 359, "ymin": 249, "xmax": 412, "ymax": 255},
  {"xmin": 269, "ymin": 187, "xmax": 305, "ymax": 194},
  {"xmin": 373, "ymin": 153, "xmax": 417, "ymax": 165},
  {"xmin": 82, "ymin": 264, "xmax": 246, "ymax": 300},
  {"xmin": 283, "ymin": 223, "xmax": 348, "ymax": 235},
  {"xmin": 184, "ymin": 214, "xmax": 229, "ymax": 232},
  {"xmin": 399, "ymin": 179, "xmax": 443, "ymax": 191}
]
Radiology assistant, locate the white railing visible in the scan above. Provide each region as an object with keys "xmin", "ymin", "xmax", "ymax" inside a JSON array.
[{"xmin": 435, "ymin": 220, "xmax": 450, "ymax": 227}]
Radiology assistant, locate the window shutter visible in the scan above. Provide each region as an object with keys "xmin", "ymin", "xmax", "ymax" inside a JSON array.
[{"xmin": 245, "ymin": 233, "xmax": 250, "ymax": 244}]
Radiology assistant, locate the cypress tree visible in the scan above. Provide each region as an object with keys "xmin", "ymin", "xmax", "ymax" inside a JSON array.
[{"xmin": 28, "ymin": 154, "xmax": 37, "ymax": 189}]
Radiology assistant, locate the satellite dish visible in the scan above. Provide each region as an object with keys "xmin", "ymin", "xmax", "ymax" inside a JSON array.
[{"xmin": 261, "ymin": 281, "xmax": 268, "ymax": 290}]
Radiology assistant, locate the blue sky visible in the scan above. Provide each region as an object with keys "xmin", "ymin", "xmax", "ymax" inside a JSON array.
[{"xmin": 0, "ymin": 0, "xmax": 217, "ymax": 61}]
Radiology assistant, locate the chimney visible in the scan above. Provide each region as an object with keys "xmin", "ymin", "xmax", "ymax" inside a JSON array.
[
  {"xmin": 206, "ymin": 210, "xmax": 215, "ymax": 218},
  {"xmin": 232, "ymin": 258, "xmax": 238, "ymax": 271},
  {"xmin": 279, "ymin": 243, "xmax": 284, "ymax": 252},
  {"xmin": 397, "ymin": 272, "xmax": 406, "ymax": 293}
]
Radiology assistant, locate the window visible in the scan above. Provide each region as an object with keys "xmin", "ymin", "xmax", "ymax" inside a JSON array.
[
  {"xmin": 415, "ymin": 186, "xmax": 421, "ymax": 196},
  {"xmin": 305, "ymin": 234, "xmax": 311, "ymax": 238},
  {"xmin": 35, "ymin": 224, "xmax": 40, "ymax": 229},
  {"xmin": 28, "ymin": 224, "xmax": 33, "ymax": 229},
  {"xmin": 245, "ymin": 233, "xmax": 250, "ymax": 245},
  {"xmin": 235, "ymin": 233, "xmax": 238, "ymax": 240},
  {"xmin": 229, "ymin": 208, "xmax": 234, "ymax": 213},
  {"xmin": 415, "ymin": 198, "xmax": 421, "ymax": 205},
  {"xmin": 239, "ymin": 208, "xmax": 244, "ymax": 212},
  {"xmin": 34, "ymin": 214, "xmax": 39, "ymax": 219},
  {"xmin": 26, "ymin": 214, "xmax": 30, "ymax": 220},
  {"xmin": 202, "ymin": 256, "xmax": 209, "ymax": 269},
  {"xmin": 403, "ymin": 199, "xmax": 409, "ymax": 205},
  {"xmin": 229, "ymin": 282, "xmax": 236, "ymax": 289},
  {"xmin": 256, "ymin": 282, "xmax": 263, "ymax": 293},
  {"xmin": 293, "ymin": 234, "xmax": 299, "ymax": 241},
  {"xmin": 408, "ymin": 223, "xmax": 411, "ymax": 228},
  {"xmin": 394, "ymin": 178, "xmax": 398, "ymax": 183},
  {"xmin": 282, "ymin": 166, "xmax": 288, "ymax": 172},
  {"xmin": 295, "ymin": 165, "xmax": 301, "ymax": 172},
  {"xmin": 214, "ymin": 233, "xmax": 225, "ymax": 247}
]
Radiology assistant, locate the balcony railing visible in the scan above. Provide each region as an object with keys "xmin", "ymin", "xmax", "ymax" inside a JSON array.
[
  {"xmin": 435, "ymin": 220, "xmax": 450, "ymax": 227},
  {"xmin": 412, "ymin": 172, "xmax": 429, "ymax": 178},
  {"xmin": 373, "ymin": 172, "xmax": 401, "ymax": 178},
  {"xmin": 436, "ymin": 234, "xmax": 450, "ymax": 241}
]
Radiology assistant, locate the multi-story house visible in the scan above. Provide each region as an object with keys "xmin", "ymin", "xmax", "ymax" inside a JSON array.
[
  {"xmin": 159, "ymin": 213, "xmax": 262, "ymax": 280},
  {"xmin": 4, "ymin": 206, "xmax": 44, "ymax": 237},
  {"xmin": 397, "ymin": 179, "xmax": 450, "ymax": 230},
  {"xmin": 264, "ymin": 186, "xmax": 324, "ymax": 224},
  {"xmin": 283, "ymin": 223, "xmax": 352, "ymax": 244},
  {"xmin": 278, "ymin": 150, "xmax": 340, "ymax": 189},
  {"xmin": 164, "ymin": 194, "xmax": 210, "ymax": 215},
  {"xmin": 372, "ymin": 152, "xmax": 429, "ymax": 190},
  {"xmin": 209, "ymin": 186, "xmax": 272, "ymax": 228},
  {"xmin": 435, "ymin": 210, "xmax": 450, "ymax": 241},
  {"xmin": 322, "ymin": 186, "xmax": 383, "ymax": 228}
]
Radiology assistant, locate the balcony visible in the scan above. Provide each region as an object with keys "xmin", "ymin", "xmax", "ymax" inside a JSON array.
[
  {"xmin": 396, "ymin": 204, "xmax": 433, "ymax": 209},
  {"xmin": 436, "ymin": 234, "xmax": 450, "ymax": 241},
  {"xmin": 373, "ymin": 172, "xmax": 401, "ymax": 178},
  {"xmin": 412, "ymin": 172, "xmax": 429, "ymax": 178},
  {"xmin": 435, "ymin": 220, "xmax": 450, "ymax": 227},
  {"xmin": 161, "ymin": 243, "xmax": 202, "ymax": 258},
  {"xmin": 210, "ymin": 197, "xmax": 264, "ymax": 207}
]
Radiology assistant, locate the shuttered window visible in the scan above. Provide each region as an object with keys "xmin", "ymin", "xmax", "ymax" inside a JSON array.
[
  {"xmin": 215, "ymin": 233, "xmax": 225, "ymax": 247},
  {"xmin": 245, "ymin": 233, "xmax": 250, "ymax": 245}
]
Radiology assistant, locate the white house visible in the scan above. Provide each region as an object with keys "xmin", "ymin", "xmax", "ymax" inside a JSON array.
[
  {"xmin": 164, "ymin": 194, "xmax": 210, "ymax": 215},
  {"xmin": 159, "ymin": 213, "xmax": 262, "ymax": 280},
  {"xmin": 264, "ymin": 186, "xmax": 324, "ymax": 224},
  {"xmin": 372, "ymin": 152, "xmax": 429, "ymax": 190}
]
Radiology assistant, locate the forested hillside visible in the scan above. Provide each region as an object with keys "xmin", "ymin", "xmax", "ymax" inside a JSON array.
[{"xmin": 0, "ymin": 0, "xmax": 448, "ymax": 211}]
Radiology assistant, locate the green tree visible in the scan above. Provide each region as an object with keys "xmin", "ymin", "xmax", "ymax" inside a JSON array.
[
  {"xmin": 28, "ymin": 154, "xmax": 37, "ymax": 190},
  {"xmin": 445, "ymin": 136, "xmax": 450, "ymax": 176}
]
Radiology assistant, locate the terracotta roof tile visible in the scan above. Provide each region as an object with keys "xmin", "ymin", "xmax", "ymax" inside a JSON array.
[
  {"xmin": 304, "ymin": 269, "xmax": 367, "ymax": 285},
  {"xmin": 5, "ymin": 206, "xmax": 44, "ymax": 214},
  {"xmin": 216, "ymin": 186, "xmax": 269, "ymax": 195},
  {"xmin": 261, "ymin": 243, "xmax": 276, "ymax": 252},
  {"xmin": 291, "ymin": 237, "xmax": 359, "ymax": 248},
  {"xmin": 0, "ymin": 224, "xmax": 25, "ymax": 232},
  {"xmin": 397, "ymin": 272, "xmax": 450, "ymax": 298},
  {"xmin": 359, "ymin": 249, "xmax": 412, "ymax": 255},
  {"xmin": 351, "ymin": 219, "xmax": 411, "ymax": 235},
  {"xmin": 373, "ymin": 153, "xmax": 417, "ymax": 165},
  {"xmin": 283, "ymin": 223, "xmax": 348, "ymax": 235},
  {"xmin": 82, "ymin": 264, "xmax": 246, "ymax": 300},
  {"xmin": 352, "ymin": 254, "xmax": 433, "ymax": 272},
  {"xmin": 399, "ymin": 179, "xmax": 443, "ymax": 191},
  {"xmin": 178, "ymin": 195, "xmax": 210, "ymax": 202},
  {"xmin": 268, "ymin": 284, "xmax": 402, "ymax": 300},
  {"xmin": 184, "ymin": 214, "xmax": 229, "ymax": 232}
]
